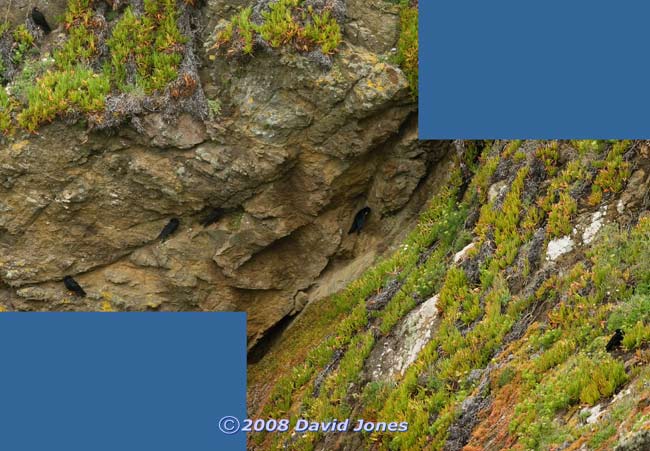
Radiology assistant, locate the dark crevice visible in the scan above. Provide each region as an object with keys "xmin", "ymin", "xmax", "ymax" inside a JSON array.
[{"xmin": 247, "ymin": 312, "xmax": 297, "ymax": 364}]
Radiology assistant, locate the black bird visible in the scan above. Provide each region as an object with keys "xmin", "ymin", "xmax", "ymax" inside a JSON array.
[
  {"xmin": 606, "ymin": 329, "xmax": 625, "ymax": 352},
  {"xmin": 157, "ymin": 218, "xmax": 180, "ymax": 242},
  {"xmin": 348, "ymin": 207, "xmax": 371, "ymax": 234},
  {"xmin": 63, "ymin": 276, "xmax": 86, "ymax": 298},
  {"xmin": 31, "ymin": 7, "xmax": 52, "ymax": 35},
  {"xmin": 200, "ymin": 208, "xmax": 224, "ymax": 227}
]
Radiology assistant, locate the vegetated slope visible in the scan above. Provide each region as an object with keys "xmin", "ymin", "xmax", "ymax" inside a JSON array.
[{"xmin": 249, "ymin": 140, "xmax": 650, "ymax": 450}]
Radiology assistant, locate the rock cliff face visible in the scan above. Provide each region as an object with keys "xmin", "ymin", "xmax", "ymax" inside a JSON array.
[
  {"xmin": 4, "ymin": 1, "xmax": 68, "ymax": 29},
  {"xmin": 0, "ymin": 0, "xmax": 441, "ymax": 347}
]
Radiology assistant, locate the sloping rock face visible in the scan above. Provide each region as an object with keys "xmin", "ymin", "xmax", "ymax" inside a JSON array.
[
  {"xmin": 4, "ymin": 1, "xmax": 68, "ymax": 29},
  {"xmin": 0, "ymin": 0, "xmax": 445, "ymax": 347}
]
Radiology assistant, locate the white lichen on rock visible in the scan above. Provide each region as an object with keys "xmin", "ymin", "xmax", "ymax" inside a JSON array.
[{"xmin": 546, "ymin": 235, "xmax": 574, "ymax": 261}]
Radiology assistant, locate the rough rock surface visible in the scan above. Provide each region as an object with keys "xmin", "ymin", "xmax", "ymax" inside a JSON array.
[
  {"xmin": 546, "ymin": 235, "xmax": 575, "ymax": 261},
  {"xmin": 365, "ymin": 293, "xmax": 440, "ymax": 381},
  {"xmin": 4, "ymin": 1, "xmax": 68, "ymax": 29},
  {"xmin": 615, "ymin": 431, "xmax": 650, "ymax": 451},
  {"xmin": 0, "ymin": 1, "xmax": 445, "ymax": 348}
]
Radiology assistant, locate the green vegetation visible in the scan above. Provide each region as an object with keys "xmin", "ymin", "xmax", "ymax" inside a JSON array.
[
  {"xmin": 11, "ymin": 24, "xmax": 35, "ymax": 65},
  {"xmin": 501, "ymin": 139, "xmax": 523, "ymax": 159},
  {"xmin": 0, "ymin": 0, "xmax": 188, "ymax": 135},
  {"xmin": 17, "ymin": 66, "xmax": 110, "ymax": 131},
  {"xmin": 55, "ymin": 0, "xmax": 101, "ymax": 69},
  {"xmin": 106, "ymin": 0, "xmax": 185, "ymax": 92},
  {"xmin": 216, "ymin": 7, "xmax": 255, "ymax": 55},
  {"xmin": 538, "ymin": 158, "xmax": 588, "ymax": 238},
  {"xmin": 510, "ymin": 354, "xmax": 627, "ymax": 449},
  {"xmin": 535, "ymin": 141, "xmax": 559, "ymax": 175},
  {"xmin": 214, "ymin": 1, "xmax": 342, "ymax": 57},
  {"xmin": 608, "ymin": 294, "xmax": 650, "ymax": 332},
  {"xmin": 589, "ymin": 140, "xmax": 632, "ymax": 205},
  {"xmin": 10, "ymin": 57, "xmax": 55, "ymax": 103},
  {"xmin": 0, "ymin": 88, "xmax": 16, "ymax": 134},
  {"xmin": 500, "ymin": 217, "xmax": 650, "ymax": 449},
  {"xmin": 303, "ymin": 10, "xmax": 341, "ymax": 55},
  {"xmin": 395, "ymin": 0, "xmax": 418, "ymax": 96}
]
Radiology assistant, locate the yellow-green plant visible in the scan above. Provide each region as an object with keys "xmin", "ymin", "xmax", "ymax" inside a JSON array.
[
  {"xmin": 106, "ymin": 0, "xmax": 185, "ymax": 92},
  {"xmin": 11, "ymin": 24, "xmax": 35, "ymax": 65},
  {"xmin": 0, "ymin": 88, "xmax": 16, "ymax": 134},
  {"xmin": 17, "ymin": 66, "xmax": 110, "ymax": 131},
  {"xmin": 535, "ymin": 141, "xmax": 560, "ymax": 175},
  {"xmin": 395, "ymin": 0, "xmax": 418, "ymax": 96},
  {"xmin": 589, "ymin": 140, "xmax": 632, "ymax": 205},
  {"xmin": 546, "ymin": 191, "xmax": 577, "ymax": 238},
  {"xmin": 55, "ymin": 0, "xmax": 100, "ymax": 68},
  {"xmin": 257, "ymin": 0, "xmax": 301, "ymax": 48},
  {"xmin": 105, "ymin": 6, "xmax": 143, "ymax": 88},
  {"xmin": 215, "ymin": 7, "xmax": 255, "ymax": 55},
  {"xmin": 303, "ymin": 9, "xmax": 341, "ymax": 54},
  {"xmin": 215, "ymin": 1, "xmax": 342, "ymax": 57}
]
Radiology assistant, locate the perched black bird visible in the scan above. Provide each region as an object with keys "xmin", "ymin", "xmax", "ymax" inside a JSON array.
[
  {"xmin": 31, "ymin": 7, "xmax": 52, "ymax": 35},
  {"xmin": 606, "ymin": 329, "xmax": 625, "ymax": 352},
  {"xmin": 63, "ymin": 276, "xmax": 86, "ymax": 298},
  {"xmin": 348, "ymin": 207, "xmax": 371, "ymax": 235},
  {"xmin": 200, "ymin": 208, "xmax": 224, "ymax": 227},
  {"xmin": 157, "ymin": 218, "xmax": 180, "ymax": 242}
]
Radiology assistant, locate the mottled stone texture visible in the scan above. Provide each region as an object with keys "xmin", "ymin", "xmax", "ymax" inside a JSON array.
[
  {"xmin": 0, "ymin": 0, "xmax": 445, "ymax": 347},
  {"xmin": 3, "ymin": 0, "xmax": 68, "ymax": 29}
]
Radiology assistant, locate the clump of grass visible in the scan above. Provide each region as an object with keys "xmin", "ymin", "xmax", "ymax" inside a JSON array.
[
  {"xmin": 11, "ymin": 24, "xmax": 35, "ymax": 65},
  {"xmin": 510, "ymin": 353, "xmax": 627, "ymax": 449},
  {"xmin": 466, "ymin": 153, "xmax": 500, "ymax": 205},
  {"xmin": 395, "ymin": 0, "xmax": 418, "ymax": 96},
  {"xmin": 207, "ymin": 98, "xmax": 221, "ymax": 118},
  {"xmin": 0, "ymin": 0, "xmax": 193, "ymax": 133},
  {"xmin": 622, "ymin": 320, "xmax": 650, "ymax": 351},
  {"xmin": 437, "ymin": 267, "xmax": 479, "ymax": 323},
  {"xmin": 303, "ymin": 9, "xmax": 342, "ymax": 55},
  {"xmin": 533, "ymin": 338, "xmax": 575, "ymax": 373},
  {"xmin": 106, "ymin": 0, "xmax": 185, "ymax": 93},
  {"xmin": 493, "ymin": 166, "xmax": 529, "ymax": 268},
  {"xmin": 571, "ymin": 139, "xmax": 608, "ymax": 155},
  {"xmin": 10, "ymin": 56, "xmax": 55, "ymax": 102},
  {"xmin": 608, "ymin": 293, "xmax": 650, "ymax": 332},
  {"xmin": 546, "ymin": 192, "xmax": 577, "ymax": 238},
  {"xmin": 474, "ymin": 165, "xmax": 529, "ymax": 269},
  {"xmin": 55, "ymin": 0, "xmax": 102, "ymax": 69},
  {"xmin": 535, "ymin": 141, "xmax": 559, "ymax": 176},
  {"xmin": 214, "ymin": 7, "xmax": 255, "ymax": 55},
  {"xmin": 256, "ymin": 0, "xmax": 303, "ymax": 48},
  {"xmin": 104, "ymin": 6, "xmax": 142, "ymax": 88},
  {"xmin": 501, "ymin": 140, "xmax": 523, "ymax": 159},
  {"xmin": 0, "ymin": 87, "xmax": 16, "ymax": 134},
  {"xmin": 588, "ymin": 140, "xmax": 632, "ymax": 205},
  {"xmin": 214, "ymin": 1, "xmax": 342, "ymax": 58},
  {"xmin": 538, "ymin": 159, "xmax": 588, "ymax": 238},
  {"xmin": 17, "ymin": 66, "xmax": 110, "ymax": 131}
]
